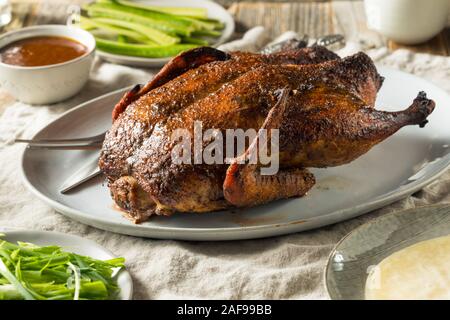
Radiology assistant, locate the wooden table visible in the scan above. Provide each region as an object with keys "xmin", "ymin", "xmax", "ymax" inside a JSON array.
[
  {"xmin": 2, "ymin": 0, "xmax": 450, "ymax": 56},
  {"xmin": 229, "ymin": 1, "xmax": 450, "ymax": 56}
]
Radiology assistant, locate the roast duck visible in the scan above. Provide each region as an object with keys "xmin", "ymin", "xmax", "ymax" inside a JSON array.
[{"xmin": 99, "ymin": 43, "xmax": 436, "ymax": 223}]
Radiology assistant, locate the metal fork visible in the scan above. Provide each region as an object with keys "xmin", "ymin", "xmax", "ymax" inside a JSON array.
[
  {"xmin": 15, "ymin": 132, "xmax": 106, "ymax": 150},
  {"xmin": 314, "ymin": 34, "xmax": 345, "ymax": 47},
  {"xmin": 260, "ymin": 34, "xmax": 345, "ymax": 55}
]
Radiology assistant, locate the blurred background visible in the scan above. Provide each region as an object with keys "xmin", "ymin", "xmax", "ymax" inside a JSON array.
[{"xmin": 1, "ymin": 0, "xmax": 449, "ymax": 56}]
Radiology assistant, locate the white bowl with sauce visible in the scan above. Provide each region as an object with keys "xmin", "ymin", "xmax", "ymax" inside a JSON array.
[{"xmin": 0, "ymin": 25, "xmax": 96, "ymax": 105}]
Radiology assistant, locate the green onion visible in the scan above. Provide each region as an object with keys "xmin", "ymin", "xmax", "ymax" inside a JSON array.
[
  {"xmin": 0, "ymin": 237, "xmax": 125, "ymax": 300},
  {"xmin": 0, "ymin": 284, "xmax": 23, "ymax": 300},
  {"xmin": 0, "ymin": 258, "xmax": 35, "ymax": 300},
  {"xmin": 67, "ymin": 263, "xmax": 80, "ymax": 300}
]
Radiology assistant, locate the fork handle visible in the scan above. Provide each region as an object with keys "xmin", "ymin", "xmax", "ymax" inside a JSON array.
[
  {"xmin": 27, "ymin": 143, "xmax": 102, "ymax": 150},
  {"xmin": 16, "ymin": 137, "xmax": 102, "ymax": 144}
]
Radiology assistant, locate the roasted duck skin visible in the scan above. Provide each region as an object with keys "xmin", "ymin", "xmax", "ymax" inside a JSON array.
[
  {"xmin": 102, "ymin": 45, "xmax": 340, "ymax": 181},
  {"xmin": 99, "ymin": 46, "xmax": 435, "ymax": 223}
]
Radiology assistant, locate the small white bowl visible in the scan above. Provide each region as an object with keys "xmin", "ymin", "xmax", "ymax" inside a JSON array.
[
  {"xmin": 0, "ymin": 25, "xmax": 96, "ymax": 105},
  {"xmin": 364, "ymin": 0, "xmax": 449, "ymax": 45}
]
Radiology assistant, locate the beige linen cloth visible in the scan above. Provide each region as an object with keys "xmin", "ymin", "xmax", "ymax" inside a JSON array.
[{"xmin": 0, "ymin": 27, "xmax": 449, "ymax": 299}]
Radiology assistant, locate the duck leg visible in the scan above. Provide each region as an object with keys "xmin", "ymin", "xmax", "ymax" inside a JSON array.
[
  {"xmin": 224, "ymin": 164, "xmax": 315, "ymax": 207},
  {"xmin": 278, "ymin": 90, "xmax": 436, "ymax": 168},
  {"xmin": 223, "ymin": 90, "xmax": 435, "ymax": 207},
  {"xmin": 223, "ymin": 89, "xmax": 316, "ymax": 207}
]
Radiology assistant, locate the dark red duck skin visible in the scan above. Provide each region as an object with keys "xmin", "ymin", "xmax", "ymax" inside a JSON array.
[{"xmin": 99, "ymin": 45, "xmax": 435, "ymax": 223}]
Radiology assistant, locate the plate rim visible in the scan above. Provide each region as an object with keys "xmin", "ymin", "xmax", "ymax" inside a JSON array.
[
  {"xmin": 20, "ymin": 67, "xmax": 450, "ymax": 240},
  {"xmin": 95, "ymin": 0, "xmax": 235, "ymax": 65},
  {"xmin": 0, "ymin": 228, "xmax": 133, "ymax": 300},
  {"xmin": 323, "ymin": 203, "xmax": 450, "ymax": 300}
]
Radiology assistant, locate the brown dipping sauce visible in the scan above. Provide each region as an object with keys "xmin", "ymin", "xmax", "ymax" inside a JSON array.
[{"xmin": 0, "ymin": 36, "xmax": 88, "ymax": 67}]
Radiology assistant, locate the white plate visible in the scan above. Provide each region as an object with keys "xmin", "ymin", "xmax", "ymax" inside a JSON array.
[
  {"xmin": 0, "ymin": 229, "xmax": 133, "ymax": 300},
  {"xmin": 21, "ymin": 67, "xmax": 450, "ymax": 241},
  {"xmin": 95, "ymin": 0, "xmax": 235, "ymax": 67}
]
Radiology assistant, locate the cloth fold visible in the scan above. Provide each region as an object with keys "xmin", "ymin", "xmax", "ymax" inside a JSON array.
[{"xmin": 0, "ymin": 27, "xmax": 449, "ymax": 299}]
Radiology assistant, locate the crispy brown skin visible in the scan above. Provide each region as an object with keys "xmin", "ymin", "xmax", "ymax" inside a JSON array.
[
  {"xmin": 101, "ymin": 47, "xmax": 339, "ymax": 184},
  {"xmin": 99, "ymin": 46, "xmax": 435, "ymax": 222}
]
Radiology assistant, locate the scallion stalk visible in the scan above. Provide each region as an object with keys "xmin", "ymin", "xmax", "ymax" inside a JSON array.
[
  {"xmin": 0, "ymin": 259, "xmax": 35, "ymax": 300},
  {"xmin": 0, "ymin": 237, "xmax": 125, "ymax": 300}
]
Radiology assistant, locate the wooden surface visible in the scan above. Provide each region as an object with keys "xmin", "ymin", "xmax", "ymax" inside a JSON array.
[
  {"xmin": 229, "ymin": 1, "xmax": 450, "ymax": 56},
  {"xmin": 2, "ymin": 0, "xmax": 450, "ymax": 56}
]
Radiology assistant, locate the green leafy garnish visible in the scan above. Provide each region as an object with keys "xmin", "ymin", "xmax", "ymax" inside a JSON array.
[{"xmin": 0, "ymin": 238, "xmax": 125, "ymax": 300}]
